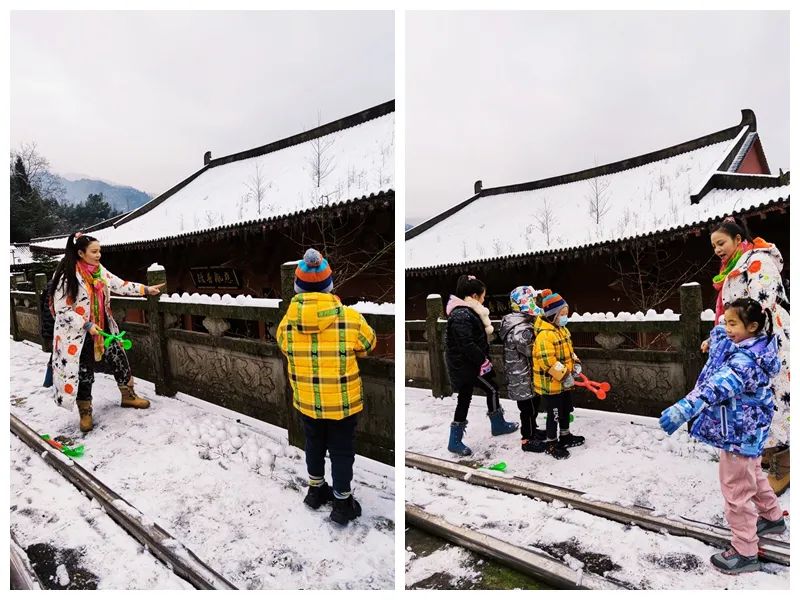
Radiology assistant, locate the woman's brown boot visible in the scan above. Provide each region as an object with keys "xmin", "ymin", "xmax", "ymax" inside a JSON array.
[
  {"xmin": 118, "ymin": 383, "xmax": 150, "ymax": 409},
  {"xmin": 77, "ymin": 399, "xmax": 93, "ymax": 432},
  {"xmin": 767, "ymin": 446, "xmax": 790, "ymax": 496}
]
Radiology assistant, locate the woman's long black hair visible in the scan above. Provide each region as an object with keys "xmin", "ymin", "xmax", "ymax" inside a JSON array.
[{"xmin": 51, "ymin": 233, "xmax": 98, "ymax": 304}]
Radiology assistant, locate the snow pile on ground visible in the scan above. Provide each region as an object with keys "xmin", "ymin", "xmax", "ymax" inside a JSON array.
[
  {"xmin": 10, "ymin": 340, "xmax": 394, "ymax": 590},
  {"xmin": 161, "ymin": 293, "xmax": 281, "ymax": 308},
  {"xmin": 405, "ymin": 545, "xmax": 481, "ymax": 589},
  {"xmin": 405, "ymin": 387, "xmax": 788, "ymax": 589}
]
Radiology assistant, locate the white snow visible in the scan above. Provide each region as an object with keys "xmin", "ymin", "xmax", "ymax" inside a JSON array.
[
  {"xmin": 405, "ymin": 387, "xmax": 788, "ymax": 590},
  {"xmin": 10, "ymin": 340, "xmax": 394, "ymax": 589},
  {"xmin": 569, "ymin": 309, "xmax": 679, "ymax": 322},
  {"xmin": 35, "ymin": 112, "xmax": 394, "ymax": 250},
  {"xmin": 405, "ymin": 545, "xmax": 482, "ymax": 589},
  {"xmin": 406, "ymin": 128, "xmax": 788, "ymax": 268},
  {"xmin": 347, "ymin": 301, "xmax": 395, "ymax": 315},
  {"xmin": 147, "ymin": 263, "xmax": 165, "ymax": 272},
  {"xmin": 161, "ymin": 293, "xmax": 281, "ymax": 308},
  {"xmin": 55, "ymin": 564, "xmax": 71, "ymax": 587},
  {"xmin": 701, "ymin": 309, "xmax": 716, "ymax": 321}
]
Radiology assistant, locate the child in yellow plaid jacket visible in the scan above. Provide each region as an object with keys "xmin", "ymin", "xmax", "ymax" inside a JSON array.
[
  {"xmin": 532, "ymin": 289, "xmax": 585, "ymax": 460},
  {"xmin": 277, "ymin": 249, "xmax": 376, "ymax": 525}
]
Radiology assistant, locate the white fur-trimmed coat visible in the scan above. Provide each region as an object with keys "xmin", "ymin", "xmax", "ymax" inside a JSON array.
[
  {"xmin": 51, "ymin": 266, "xmax": 146, "ymax": 411},
  {"xmin": 720, "ymin": 242, "xmax": 790, "ymax": 446}
]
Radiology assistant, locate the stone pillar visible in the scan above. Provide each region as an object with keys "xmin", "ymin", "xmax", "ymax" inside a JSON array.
[
  {"xmin": 10, "ymin": 275, "xmax": 21, "ymax": 342},
  {"xmin": 679, "ymin": 282, "xmax": 703, "ymax": 394},
  {"xmin": 34, "ymin": 273, "xmax": 50, "ymax": 352},
  {"xmin": 279, "ymin": 260, "xmax": 304, "ymax": 450},
  {"xmin": 426, "ymin": 294, "xmax": 450, "ymax": 398},
  {"xmin": 146, "ymin": 266, "xmax": 175, "ymax": 397}
]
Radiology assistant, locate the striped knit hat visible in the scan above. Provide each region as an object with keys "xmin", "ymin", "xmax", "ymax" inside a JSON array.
[
  {"xmin": 540, "ymin": 289, "xmax": 567, "ymax": 319},
  {"xmin": 294, "ymin": 248, "xmax": 334, "ymax": 293}
]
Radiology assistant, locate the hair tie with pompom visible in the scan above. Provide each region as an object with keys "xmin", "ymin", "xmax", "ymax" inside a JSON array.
[
  {"xmin": 74, "ymin": 231, "xmax": 84, "ymax": 239},
  {"xmin": 723, "ymin": 216, "xmax": 736, "ymax": 224}
]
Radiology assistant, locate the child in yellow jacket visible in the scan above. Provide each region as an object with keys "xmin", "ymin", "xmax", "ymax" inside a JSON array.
[
  {"xmin": 277, "ymin": 249, "xmax": 376, "ymax": 525},
  {"xmin": 532, "ymin": 289, "xmax": 585, "ymax": 459}
]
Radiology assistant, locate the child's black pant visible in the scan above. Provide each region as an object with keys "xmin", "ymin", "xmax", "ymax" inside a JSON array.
[
  {"xmin": 544, "ymin": 391, "xmax": 572, "ymax": 440},
  {"xmin": 301, "ymin": 413, "xmax": 359, "ymax": 495},
  {"xmin": 453, "ymin": 371, "xmax": 500, "ymax": 422},
  {"xmin": 77, "ymin": 333, "xmax": 133, "ymax": 401},
  {"xmin": 517, "ymin": 395, "xmax": 541, "ymax": 439}
]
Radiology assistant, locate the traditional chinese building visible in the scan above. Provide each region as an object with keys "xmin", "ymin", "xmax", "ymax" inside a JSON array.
[
  {"xmin": 406, "ymin": 109, "xmax": 789, "ymax": 318},
  {"xmin": 32, "ymin": 101, "xmax": 395, "ymax": 305}
]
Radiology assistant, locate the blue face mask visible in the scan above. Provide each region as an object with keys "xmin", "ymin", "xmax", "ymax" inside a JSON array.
[{"xmin": 557, "ymin": 315, "xmax": 569, "ymax": 327}]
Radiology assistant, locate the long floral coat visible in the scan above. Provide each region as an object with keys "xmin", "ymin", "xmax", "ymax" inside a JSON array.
[
  {"xmin": 720, "ymin": 242, "xmax": 790, "ymax": 446},
  {"xmin": 52, "ymin": 266, "xmax": 146, "ymax": 410}
]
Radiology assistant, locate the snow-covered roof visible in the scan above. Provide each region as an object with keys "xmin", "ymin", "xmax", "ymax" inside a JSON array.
[
  {"xmin": 10, "ymin": 244, "xmax": 33, "ymax": 265},
  {"xmin": 33, "ymin": 101, "xmax": 394, "ymax": 251},
  {"xmin": 406, "ymin": 110, "xmax": 789, "ymax": 271}
]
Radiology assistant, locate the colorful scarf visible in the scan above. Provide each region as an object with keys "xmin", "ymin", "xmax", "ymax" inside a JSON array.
[
  {"xmin": 77, "ymin": 260, "xmax": 106, "ymax": 361},
  {"xmin": 712, "ymin": 239, "xmax": 768, "ymax": 320}
]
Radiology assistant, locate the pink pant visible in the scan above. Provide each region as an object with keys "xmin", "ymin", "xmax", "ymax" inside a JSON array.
[{"xmin": 719, "ymin": 451, "xmax": 784, "ymax": 556}]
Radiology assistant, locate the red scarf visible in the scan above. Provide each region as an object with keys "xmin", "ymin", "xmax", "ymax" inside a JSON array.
[{"xmin": 77, "ymin": 260, "xmax": 106, "ymax": 360}]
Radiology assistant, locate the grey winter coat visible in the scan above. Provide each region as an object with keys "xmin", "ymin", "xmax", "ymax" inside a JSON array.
[{"xmin": 498, "ymin": 312, "xmax": 536, "ymax": 402}]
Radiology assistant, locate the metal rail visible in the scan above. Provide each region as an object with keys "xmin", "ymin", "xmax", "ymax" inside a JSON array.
[
  {"xmin": 10, "ymin": 533, "xmax": 43, "ymax": 590},
  {"xmin": 11, "ymin": 413, "xmax": 237, "ymax": 590},
  {"xmin": 406, "ymin": 451, "xmax": 789, "ymax": 567},
  {"xmin": 406, "ymin": 504, "xmax": 624, "ymax": 590}
]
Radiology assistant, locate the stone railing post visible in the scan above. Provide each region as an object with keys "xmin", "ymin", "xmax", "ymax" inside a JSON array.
[
  {"xmin": 34, "ymin": 273, "xmax": 50, "ymax": 352},
  {"xmin": 146, "ymin": 265, "xmax": 175, "ymax": 397},
  {"xmin": 426, "ymin": 294, "xmax": 450, "ymax": 398},
  {"xmin": 10, "ymin": 275, "xmax": 22, "ymax": 341},
  {"xmin": 679, "ymin": 282, "xmax": 703, "ymax": 394},
  {"xmin": 279, "ymin": 261, "xmax": 304, "ymax": 450}
]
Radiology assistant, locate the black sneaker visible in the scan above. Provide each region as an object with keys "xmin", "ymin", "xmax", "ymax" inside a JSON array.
[
  {"xmin": 545, "ymin": 441, "xmax": 570, "ymax": 460},
  {"xmin": 330, "ymin": 495, "xmax": 362, "ymax": 525},
  {"xmin": 558, "ymin": 433, "xmax": 585, "ymax": 448},
  {"xmin": 522, "ymin": 438, "xmax": 546, "ymax": 453},
  {"xmin": 756, "ymin": 516, "xmax": 787, "ymax": 537},
  {"xmin": 303, "ymin": 482, "xmax": 334, "ymax": 509},
  {"xmin": 710, "ymin": 547, "xmax": 760, "ymax": 574}
]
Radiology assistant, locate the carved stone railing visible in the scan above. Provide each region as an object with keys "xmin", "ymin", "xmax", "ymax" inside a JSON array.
[
  {"xmin": 405, "ymin": 283, "xmax": 713, "ymax": 417},
  {"xmin": 11, "ymin": 266, "xmax": 394, "ymax": 465}
]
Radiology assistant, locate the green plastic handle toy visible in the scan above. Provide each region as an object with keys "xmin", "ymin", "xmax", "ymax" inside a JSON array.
[
  {"xmin": 479, "ymin": 461, "xmax": 507, "ymax": 472},
  {"xmin": 41, "ymin": 434, "xmax": 84, "ymax": 458},
  {"xmin": 97, "ymin": 329, "xmax": 132, "ymax": 350}
]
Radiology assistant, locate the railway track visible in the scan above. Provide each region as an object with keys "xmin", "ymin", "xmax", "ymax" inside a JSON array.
[
  {"xmin": 406, "ymin": 451, "xmax": 790, "ymax": 568},
  {"xmin": 10, "ymin": 413, "xmax": 237, "ymax": 590}
]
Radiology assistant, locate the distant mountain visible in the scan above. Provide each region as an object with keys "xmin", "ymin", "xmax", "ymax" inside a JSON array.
[{"xmin": 54, "ymin": 174, "xmax": 152, "ymax": 213}]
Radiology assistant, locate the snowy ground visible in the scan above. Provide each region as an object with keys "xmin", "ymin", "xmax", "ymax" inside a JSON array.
[
  {"xmin": 9, "ymin": 340, "xmax": 395, "ymax": 590},
  {"xmin": 405, "ymin": 387, "xmax": 789, "ymax": 590}
]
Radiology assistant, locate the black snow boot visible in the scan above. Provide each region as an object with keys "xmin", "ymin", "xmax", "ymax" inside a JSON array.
[
  {"xmin": 330, "ymin": 495, "xmax": 362, "ymax": 525},
  {"xmin": 521, "ymin": 438, "xmax": 546, "ymax": 453},
  {"xmin": 558, "ymin": 433, "xmax": 585, "ymax": 448},
  {"xmin": 545, "ymin": 441, "xmax": 570, "ymax": 460},
  {"xmin": 304, "ymin": 482, "xmax": 334, "ymax": 509}
]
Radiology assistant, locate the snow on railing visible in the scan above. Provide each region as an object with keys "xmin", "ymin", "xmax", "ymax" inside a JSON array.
[
  {"xmin": 160, "ymin": 292, "xmax": 281, "ymax": 308},
  {"xmin": 348, "ymin": 301, "xmax": 394, "ymax": 315},
  {"xmin": 569, "ymin": 309, "xmax": 679, "ymax": 322}
]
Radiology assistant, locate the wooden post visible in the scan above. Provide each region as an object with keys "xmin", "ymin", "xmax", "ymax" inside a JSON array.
[
  {"xmin": 679, "ymin": 282, "xmax": 703, "ymax": 393},
  {"xmin": 146, "ymin": 265, "xmax": 175, "ymax": 397},
  {"xmin": 10, "ymin": 275, "xmax": 22, "ymax": 342},
  {"xmin": 426, "ymin": 294, "xmax": 450, "ymax": 398},
  {"xmin": 279, "ymin": 261, "xmax": 304, "ymax": 450},
  {"xmin": 34, "ymin": 273, "xmax": 50, "ymax": 352}
]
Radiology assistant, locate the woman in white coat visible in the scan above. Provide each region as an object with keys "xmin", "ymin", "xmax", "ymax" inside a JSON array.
[
  {"xmin": 707, "ymin": 216, "xmax": 790, "ymax": 494},
  {"xmin": 50, "ymin": 233, "xmax": 164, "ymax": 432}
]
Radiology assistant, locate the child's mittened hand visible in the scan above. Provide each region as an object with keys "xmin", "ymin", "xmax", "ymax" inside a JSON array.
[
  {"xmin": 659, "ymin": 404, "xmax": 687, "ymax": 435},
  {"xmin": 479, "ymin": 358, "xmax": 492, "ymax": 376},
  {"xmin": 572, "ymin": 363, "xmax": 582, "ymax": 377}
]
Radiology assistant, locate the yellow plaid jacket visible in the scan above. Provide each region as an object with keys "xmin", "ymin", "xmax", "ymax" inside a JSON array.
[
  {"xmin": 532, "ymin": 316, "xmax": 576, "ymax": 396},
  {"xmin": 277, "ymin": 293, "xmax": 376, "ymax": 420}
]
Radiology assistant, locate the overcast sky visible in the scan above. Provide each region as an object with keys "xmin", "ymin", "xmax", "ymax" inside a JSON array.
[
  {"xmin": 11, "ymin": 11, "xmax": 393, "ymax": 196},
  {"xmin": 406, "ymin": 11, "xmax": 789, "ymax": 224}
]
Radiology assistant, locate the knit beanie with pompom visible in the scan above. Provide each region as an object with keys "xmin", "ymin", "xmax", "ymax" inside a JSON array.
[{"xmin": 294, "ymin": 248, "xmax": 334, "ymax": 293}]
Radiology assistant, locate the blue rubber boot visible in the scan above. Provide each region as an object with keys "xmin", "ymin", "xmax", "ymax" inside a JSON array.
[
  {"xmin": 488, "ymin": 408, "xmax": 519, "ymax": 436},
  {"xmin": 448, "ymin": 421, "xmax": 472, "ymax": 456}
]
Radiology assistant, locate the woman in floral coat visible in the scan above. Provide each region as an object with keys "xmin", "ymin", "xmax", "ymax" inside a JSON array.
[
  {"xmin": 708, "ymin": 216, "xmax": 790, "ymax": 493},
  {"xmin": 50, "ymin": 233, "xmax": 164, "ymax": 432}
]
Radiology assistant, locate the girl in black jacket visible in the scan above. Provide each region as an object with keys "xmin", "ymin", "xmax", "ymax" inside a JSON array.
[{"xmin": 444, "ymin": 275, "xmax": 518, "ymax": 456}]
